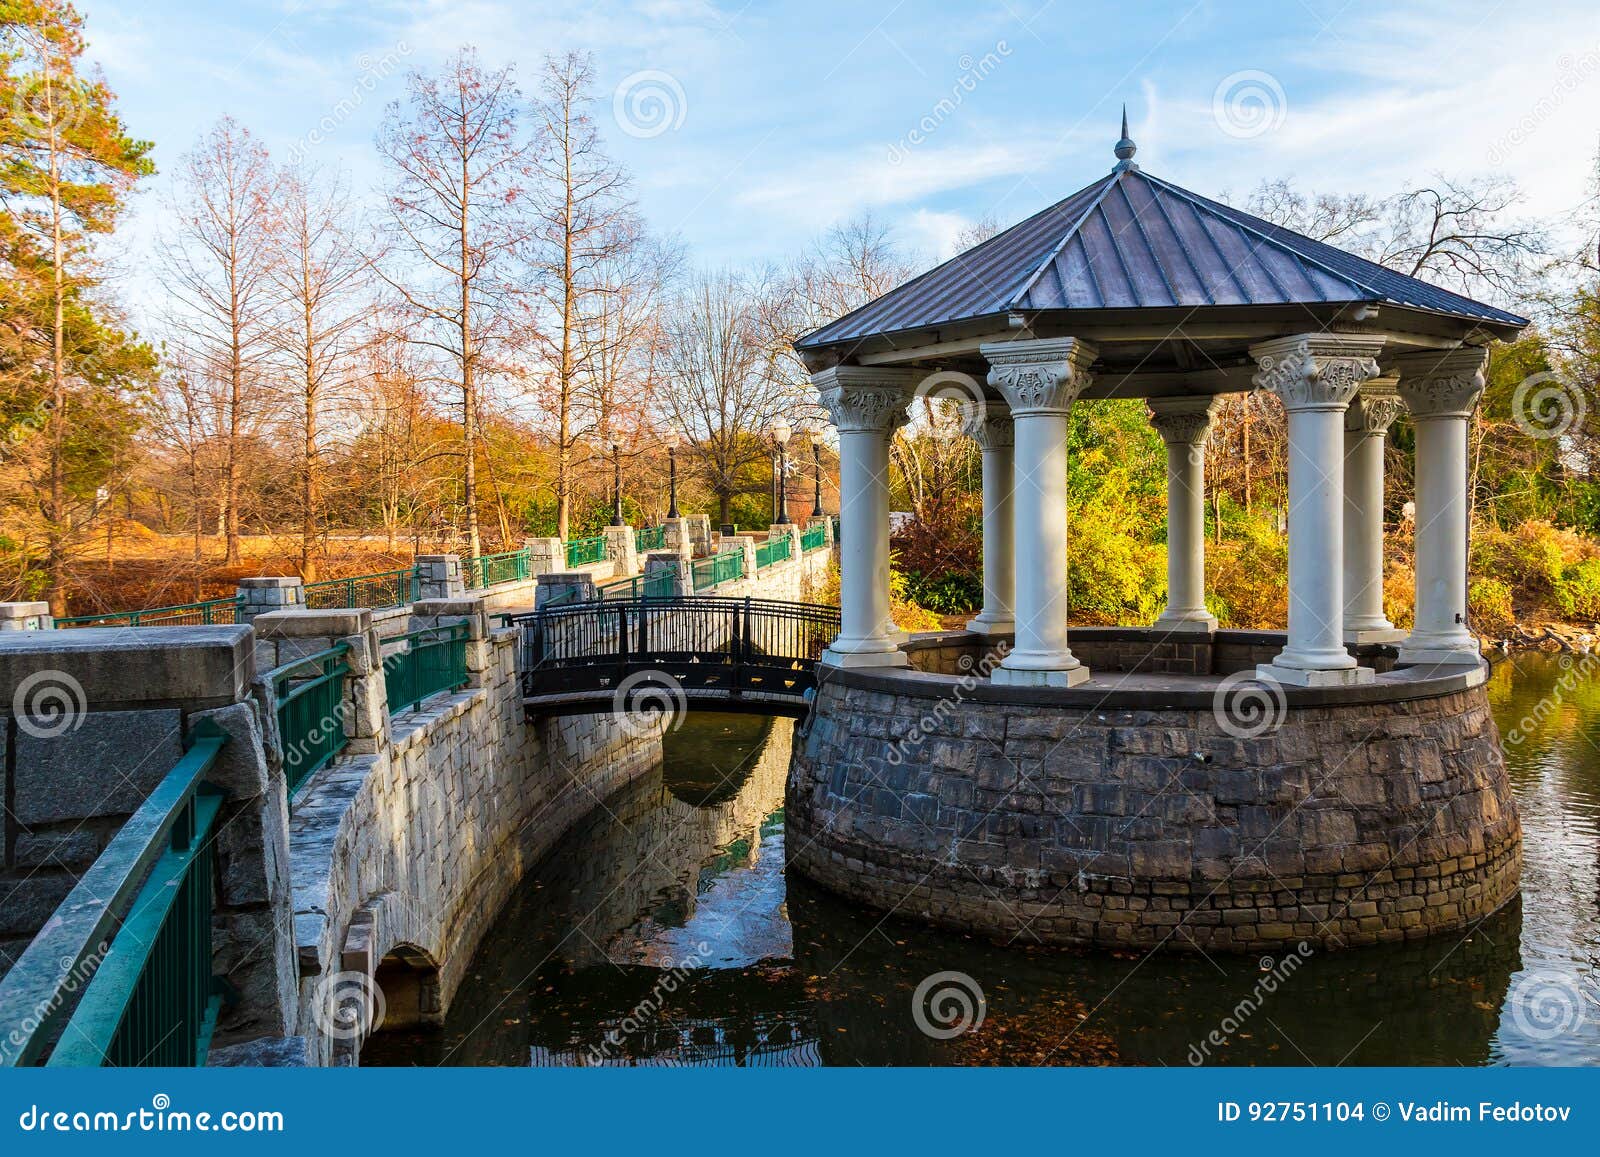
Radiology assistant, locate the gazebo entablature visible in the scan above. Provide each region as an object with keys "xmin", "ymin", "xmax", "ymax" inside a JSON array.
[{"xmin": 800, "ymin": 129, "xmax": 1524, "ymax": 690}]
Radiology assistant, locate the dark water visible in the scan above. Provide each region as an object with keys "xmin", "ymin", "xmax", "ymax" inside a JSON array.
[{"xmin": 363, "ymin": 655, "xmax": 1600, "ymax": 1067}]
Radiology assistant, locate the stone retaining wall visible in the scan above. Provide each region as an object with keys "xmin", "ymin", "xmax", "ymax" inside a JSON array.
[{"xmin": 788, "ymin": 649, "xmax": 1520, "ymax": 953}]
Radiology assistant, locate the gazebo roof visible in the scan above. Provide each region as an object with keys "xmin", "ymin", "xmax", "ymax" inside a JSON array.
[{"xmin": 797, "ymin": 130, "xmax": 1527, "ymax": 353}]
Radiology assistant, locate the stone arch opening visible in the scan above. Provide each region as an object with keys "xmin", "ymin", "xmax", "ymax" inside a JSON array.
[{"xmin": 373, "ymin": 943, "xmax": 442, "ymax": 1030}]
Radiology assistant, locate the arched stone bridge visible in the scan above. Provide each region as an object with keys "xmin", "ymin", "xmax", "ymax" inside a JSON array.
[{"xmin": 511, "ymin": 595, "xmax": 840, "ymax": 719}]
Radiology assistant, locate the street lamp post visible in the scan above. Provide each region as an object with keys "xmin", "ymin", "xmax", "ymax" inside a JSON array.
[
  {"xmin": 772, "ymin": 419, "xmax": 792, "ymax": 525},
  {"xmin": 810, "ymin": 429, "xmax": 825, "ymax": 517},
  {"xmin": 609, "ymin": 440, "xmax": 624, "ymax": 527},
  {"xmin": 664, "ymin": 430, "xmax": 681, "ymax": 520}
]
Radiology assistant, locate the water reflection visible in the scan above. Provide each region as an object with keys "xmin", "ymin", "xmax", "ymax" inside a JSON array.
[{"xmin": 365, "ymin": 657, "xmax": 1600, "ymax": 1067}]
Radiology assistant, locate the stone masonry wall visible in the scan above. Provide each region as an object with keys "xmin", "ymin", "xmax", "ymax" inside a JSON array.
[
  {"xmin": 287, "ymin": 627, "xmax": 664, "ymax": 1065},
  {"xmin": 789, "ymin": 669, "xmax": 1521, "ymax": 952}
]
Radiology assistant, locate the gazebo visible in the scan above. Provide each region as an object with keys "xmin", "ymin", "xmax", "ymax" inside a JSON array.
[{"xmin": 796, "ymin": 120, "xmax": 1526, "ymax": 690}]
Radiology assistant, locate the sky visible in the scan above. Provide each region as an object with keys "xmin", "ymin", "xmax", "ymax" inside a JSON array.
[{"xmin": 86, "ymin": 0, "xmax": 1600, "ymax": 323}]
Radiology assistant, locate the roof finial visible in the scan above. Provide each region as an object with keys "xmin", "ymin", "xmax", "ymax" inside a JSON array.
[{"xmin": 1114, "ymin": 104, "xmax": 1138, "ymax": 171}]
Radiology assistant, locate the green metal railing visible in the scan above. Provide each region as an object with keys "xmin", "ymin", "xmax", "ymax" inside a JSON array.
[
  {"xmin": 0, "ymin": 723, "xmax": 230, "ymax": 1067},
  {"xmin": 56, "ymin": 596, "xmax": 240, "ymax": 628},
  {"xmin": 691, "ymin": 550, "xmax": 745, "ymax": 592},
  {"xmin": 801, "ymin": 524, "xmax": 827, "ymax": 553},
  {"xmin": 599, "ymin": 565, "xmax": 678, "ymax": 601},
  {"xmin": 755, "ymin": 535, "xmax": 792, "ymax": 569},
  {"xmin": 384, "ymin": 622, "xmax": 469, "ymax": 715},
  {"xmin": 464, "ymin": 549, "xmax": 530, "ymax": 589},
  {"xmin": 565, "ymin": 535, "xmax": 607, "ymax": 567},
  {"xmin": 270, "ymin": 644, "xmax": 352, "ymax": 799},
  {"xmin": 303, "ymin": 566, "xmax": 418, "ymax": 611},
  {"xmin": 635, "ymin": 525, "xmax": 667, "ymax": 552}
]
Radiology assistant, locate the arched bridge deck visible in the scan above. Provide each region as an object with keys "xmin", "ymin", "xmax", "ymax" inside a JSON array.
[{"xmin": 510, "ymin": 596, "xmax": 840, "ymax": 719}]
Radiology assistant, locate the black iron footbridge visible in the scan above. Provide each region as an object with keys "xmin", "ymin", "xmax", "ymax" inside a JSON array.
[{"xmin": 510, "ymin": 596, "xmax": 841, "ymax": 719}]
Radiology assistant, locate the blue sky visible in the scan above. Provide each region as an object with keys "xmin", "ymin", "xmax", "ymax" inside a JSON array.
[{"xmin": 90, "ymin": 0, "xmax": 1600, "ymax": 318}]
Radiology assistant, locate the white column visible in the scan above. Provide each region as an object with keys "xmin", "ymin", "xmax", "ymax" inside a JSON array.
[
  {"xmin": 965, "ymin": 410, "xmax": 1015, "ymax": 635},
  {"xmin": 1250, "ymin": 334, "xmax": 1385, "ymax": 687},
  {"xmin": 1148, "ymin": 396, "xmax": 1221, "ymax": 633},
  {"xmin": 1393, "ymin": 348, "xmax": 1489, "ymax": 667},
  {"xmin": 815, "ymin": 366, "xmax": 916, "ymax": 668},
  {"xmin": 1342, "ymin": 382, "xmax": 1405, "ymax": 643},
  {"xmin": 980, "ymin": 337, "xmax": 1096, "ymax": 687}
]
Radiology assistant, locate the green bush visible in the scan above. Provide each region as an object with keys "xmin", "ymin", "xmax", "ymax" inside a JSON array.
[
  {"xmin": 1469, "ymin": 578, "xmax": 1516, "ymax": 635},
  {"xmin": 1554, "ymin": 558, "xmax": 1600, "ymax": 621},
  {"xmin": 904, "ymin": 569, "xmax": 983, "ymax": 614}
]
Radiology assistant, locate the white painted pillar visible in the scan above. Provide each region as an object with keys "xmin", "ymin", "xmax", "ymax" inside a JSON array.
[
  {"xmin": 980, "ymin": 337, "xmax": 1096, "ymax": 687},
  {"xmin": 965, "ymin": 410, "xmax": 1015, "ymax": 635},
  {"xmin": 815, "ymin": 366, "xmax": 916, "ymax": 668},
  {"xmin": 1250, "ymin": 334, "xmax": 1385, "ymax": 687},
  {"xmin": 1148, "ymin": 396, "xmax": 1221, "ymax": 633},
  {"xmin": 1394, "ymin": 348, "xmax": 1489, "ymax": 667},
  {"xmin": 1342, "ymin": 383, "xmax": 1405, "ymax": 643}
]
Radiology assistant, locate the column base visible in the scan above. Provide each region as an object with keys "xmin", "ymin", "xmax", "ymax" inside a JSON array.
[
  {"xmin": 1152, "ymin": 611, "xmax": 1217, "ymax": 634},
  {"xmin": 1256, "ymin": 662, "xmax": 1374, "ymax": 688},
  {"xmin": 822, "ymin": 645, "xmax": 909, "ymax": 670},
  {"xmin": 884, "ymin": 624, "xmax": 910, "ymax": 645},
  {"xmin": 965, "ymin": 612, "xmax": 1015, "ymax": 636},
  {"xmin": 1344, "ymin": 626, "xmax": 1406, "ymax": 645},
  {"xmin": 992, "ymin": 663, "xmax": 1091, "ymax": 688},
  {"xmin": 1395, "ymin": 643, "xmax": 1482, "ymax": 667}
]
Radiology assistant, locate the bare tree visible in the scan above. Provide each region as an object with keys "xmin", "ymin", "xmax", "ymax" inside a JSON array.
[
  {"xmin": 159, "ymin": 116, "xmax": 279, "ymax": 565},
  {"xmin": 376, "ymin": 48, "xmax": 537, "ymax": 561},
  {"xmin": 268, "ymin": 166, "xmax": 371, "ymax": 581},
  {"xmin": 663, "ymin": 270, "xmax": 799, "ymax": 525},
  {"xmin": 528, "ymin": 51, "xmax": 638, "ymax": 537}
]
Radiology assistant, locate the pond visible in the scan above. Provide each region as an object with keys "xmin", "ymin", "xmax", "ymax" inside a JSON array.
[{"xmin": 362, "ymin": 653, "xmax": 1600, "ymax": 1066}]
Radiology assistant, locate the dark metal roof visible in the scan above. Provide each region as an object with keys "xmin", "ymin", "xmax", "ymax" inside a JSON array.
[{"xmin": 796, "ymin": 164, "xmax": 1528, "ymax": 350}]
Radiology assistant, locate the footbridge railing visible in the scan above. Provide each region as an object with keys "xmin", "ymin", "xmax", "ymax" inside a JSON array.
[{"xmin": 512, "ymin": 595, "xmax": 840, "ymax": 716}]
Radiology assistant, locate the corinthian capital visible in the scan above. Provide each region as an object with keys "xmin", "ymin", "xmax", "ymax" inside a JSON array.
[
  {"xmin": 1346, "ymin": 379, "xmax": 1404, "ymax": 436},
  {"xmin": 1249, "ymin": 334, "xmax": 1386, "ymax": 411},
  {"xmin": 1392, "ymin": 347, "xmax": 1489, "ymax": 420},
  {"xmin": 1147, "ymin": 395, "xmax": 1221, "ymax": 447},
  {"xmin": 963, "ymin": 409, "xmax": 1014, "ymax": 449},
  {"xmin": 812, "ymin": 366, "xmax": 917, "ymax": 434},
  {"xmin": 980, "ymin": 337, "xmax": 1097, "ymax": 415}
]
